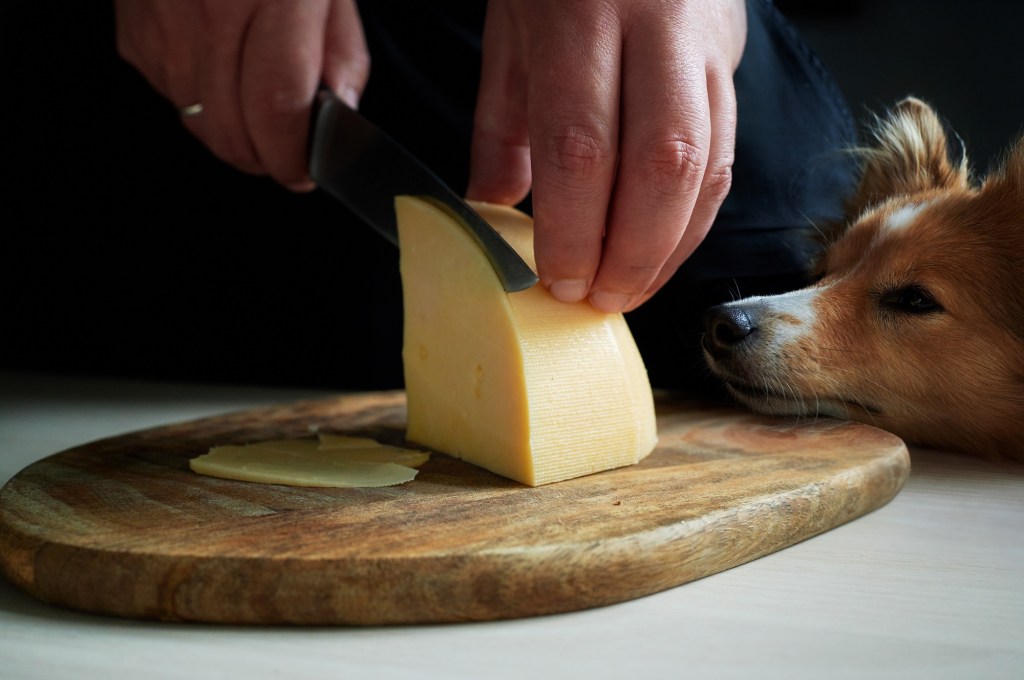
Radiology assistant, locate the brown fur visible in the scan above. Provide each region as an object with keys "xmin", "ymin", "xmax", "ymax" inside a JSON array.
[{"xmin": 704, "ymin": 98, "xmax": 1024, "ymax": 459}]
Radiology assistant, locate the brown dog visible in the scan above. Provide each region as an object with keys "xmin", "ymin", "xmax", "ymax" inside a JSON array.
[{"xmin": 703, "ymin": 98, "xmax": 1024, "ymax": 459}]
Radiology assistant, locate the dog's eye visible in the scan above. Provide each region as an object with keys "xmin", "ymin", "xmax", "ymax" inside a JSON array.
[{"xmin": 879, "ymin": 285, "xmax": 942, "ymax": 314}]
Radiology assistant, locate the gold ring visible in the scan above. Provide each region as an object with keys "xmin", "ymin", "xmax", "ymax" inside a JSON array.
[{"xmin": 179, "ymin": 103, "xmax": 204, "ymax": 117}]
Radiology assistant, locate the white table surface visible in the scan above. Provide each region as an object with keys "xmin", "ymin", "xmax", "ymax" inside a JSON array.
[{"xmin": 2, "ymin": 370, "xmax": 1022, "ymax": 680}]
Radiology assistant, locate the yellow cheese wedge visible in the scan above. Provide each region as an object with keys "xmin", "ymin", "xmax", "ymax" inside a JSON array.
[
  {"xmin": 397, "ymin": 196, "xmax": 658, "ymax": 486},
  {"xmin": 190, "ymin": 434, "xmax": 429, "ymax": 487}
]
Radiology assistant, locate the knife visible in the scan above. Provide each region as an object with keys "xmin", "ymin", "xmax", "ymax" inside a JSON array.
[{"xmin": 308, "ymin": 89, "xmax": 538, "ymax": 293}]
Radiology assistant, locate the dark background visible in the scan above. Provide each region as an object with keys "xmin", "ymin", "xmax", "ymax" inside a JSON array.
[
  {"xmin": 778, "ymin": 0, "xmax": 1023, "ymax": 174},
  {"xmin": 3, "ymin": 1, "xmax": 1022, "ymax": 390}
]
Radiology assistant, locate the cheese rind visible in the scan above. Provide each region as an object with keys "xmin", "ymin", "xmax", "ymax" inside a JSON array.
[{"xmin": 397, "ymin": 197, "xmax": 658, "ymax": 486}]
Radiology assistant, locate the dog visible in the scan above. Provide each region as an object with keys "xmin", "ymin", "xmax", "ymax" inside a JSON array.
[{"xmin": 703, "ymin": 97, "xmax": 1024, "ymax": 459}]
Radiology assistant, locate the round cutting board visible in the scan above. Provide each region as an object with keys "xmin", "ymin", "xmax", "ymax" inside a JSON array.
[{"xmin": 0, "ymin": 391, "xmax": 908, "ymax": 625}]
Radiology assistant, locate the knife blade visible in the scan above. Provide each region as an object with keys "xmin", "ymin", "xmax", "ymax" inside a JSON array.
[{"xmin": 308, "ymin": 89, "xmax": 538, "ymax": 293}]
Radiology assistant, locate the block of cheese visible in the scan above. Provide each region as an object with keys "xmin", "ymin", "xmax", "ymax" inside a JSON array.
[{"xmin": 397, "ymin": 196, "xmax": 658, "ymax": 486}]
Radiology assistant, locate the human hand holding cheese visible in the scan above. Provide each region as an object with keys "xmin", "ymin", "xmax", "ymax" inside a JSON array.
[
  {"xmin": 466, "ymin": 0, "xmax": 748, "ymax": 312},
  {"xmin": 398, "ymin": 197, "xmax": 658, "ymax": 486}
]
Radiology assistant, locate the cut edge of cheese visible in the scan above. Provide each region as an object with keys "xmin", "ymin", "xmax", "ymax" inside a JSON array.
[{"xmin": 397, "ymin": 196, "xmax": 658, "ymax": 486}]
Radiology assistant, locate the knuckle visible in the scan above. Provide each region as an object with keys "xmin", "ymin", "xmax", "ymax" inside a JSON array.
[
  {"xmin": 605, "ymin": 251, "xmax": 668, "ymax": 289},
  {"xmin": 624, "ymin": 262, "xmax": 662, "ymax": 280},
  {"xmin": 247, "ymin": 83, "xmax": 306, "ymax": 121},
  {"xmin": 543, "ymin": 122, "xmax": 614, "ymax": 178},
  {"xmin": 702, "ymin": 162, "xmax": 734, "ymax": 201},
  {"xmin": 635, "ymin": 135, "xmax": 706, "ymax": 197}
]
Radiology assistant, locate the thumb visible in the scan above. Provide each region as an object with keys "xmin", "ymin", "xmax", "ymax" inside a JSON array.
[{"xmin": 321, "ymin": 0, "xmax": 370, "ymax": 108}]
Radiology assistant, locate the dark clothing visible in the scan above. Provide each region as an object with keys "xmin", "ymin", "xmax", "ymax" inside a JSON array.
[{"xmin": 3, "ymin": 1, "xmax": 856, "ymax": 392}]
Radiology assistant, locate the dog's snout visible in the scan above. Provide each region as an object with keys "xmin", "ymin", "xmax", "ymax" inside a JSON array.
[{"xmin": 703, "ymin": 304, "xmax": 757, "ymax": 358}]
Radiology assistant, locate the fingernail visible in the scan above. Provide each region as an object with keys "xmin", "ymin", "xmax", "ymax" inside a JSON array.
[
  {"xmin": 589, "ymin": 290, "xmax": 632, "ymax": 313},
  {"xmin": 548, "ymin": 279, "xmax": 589, "ymax": 302},
  {"xmin": 339, "ymin": 86, "xmax": 360, "ymax": 110}
]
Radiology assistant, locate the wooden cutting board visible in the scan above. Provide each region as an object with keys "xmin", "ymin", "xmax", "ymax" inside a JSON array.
[{"xmin": 0, "ymin": 391, "xmax": 908, "ymax": 625}]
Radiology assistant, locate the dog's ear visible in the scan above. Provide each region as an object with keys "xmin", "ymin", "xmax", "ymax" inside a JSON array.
[
  {"xmin": 846, "ymin": 97, "xmax": 972, "ymax": 218},
  {"xmin": 983, "ymin": 134, "xmax": 1024, "ymax": 204}
]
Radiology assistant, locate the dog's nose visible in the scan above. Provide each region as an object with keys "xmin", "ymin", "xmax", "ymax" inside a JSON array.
[{"xmin": 703, "ymin": 304, "xmax": 756, "ymax": 358}]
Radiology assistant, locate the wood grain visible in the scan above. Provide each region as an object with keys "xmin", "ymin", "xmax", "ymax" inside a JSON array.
[{"xmin": 0, "ymin": 391, "xmax": 909, "ymax": 625}]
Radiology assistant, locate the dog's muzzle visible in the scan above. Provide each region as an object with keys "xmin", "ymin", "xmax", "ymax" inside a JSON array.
[{"xmin": 702, "ymin": 304, "xmax": 758, "ymax": 360}]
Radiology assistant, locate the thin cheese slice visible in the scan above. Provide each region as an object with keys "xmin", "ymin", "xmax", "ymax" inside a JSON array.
[
  {"xmin": 397, "ymin": 196, "xmax": 658, "ymax": 486},
  {"xmin": 317, "ymin": 434, "xmax": 430, "ymax": 467},
  {"xmin": 190, "ymin": 435, "xmax": 429, "ymax": 487}
]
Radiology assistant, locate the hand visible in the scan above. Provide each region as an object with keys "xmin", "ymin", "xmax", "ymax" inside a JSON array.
[
  {"xmin": 115, "ymin": 0, "xmax": 370, "ymax": 191},
  {"xmin": 467, "ymin": 0, "xmax": 747, "ymax": 312}
]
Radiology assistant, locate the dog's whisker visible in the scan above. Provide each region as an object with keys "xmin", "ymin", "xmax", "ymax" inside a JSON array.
[
  {"xmin": 859, "ymin": 377, "xmax": 947, "ymax": 433},
  {"xmin": 725, "ymin": 279, "xmax": 745, "ymax": 302},
  {"xmin": 797, "ymin": 209, "xmax": 828, "ymax": 241},
  {"xmin": 859, "ymin": 377, "xmax": 923, "ymax": 417},
  {"xmin": 701, "ymin": 97, "xmax": 1024, "ymax": 460}
]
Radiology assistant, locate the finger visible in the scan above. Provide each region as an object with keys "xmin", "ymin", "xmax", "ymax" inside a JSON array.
[
  {"xmin": 588, "ymin": 18, "xmax": 710, "ymax": 313},
  {"xmin": 528, "ymin": 7, "xmax": 622, "ymax": 303},
  {"xmin": 192, "ymin": 2, "xmax": 263, "ymax": 175},
  {"xmin": 240, "ymin": 0, "xmax": 333, "ymax": 190},
  {"xmin": 114, "ymin": 0, "xmax": 198, "ymax": 108},
  {"xmin": 321, "ymin": 0, "xmax": 371, "ymax": 109},
  {"xmin": 629, "ymin": 64, "xmax": 737, "ymax": 310},
  {"xmin": 466, "ymin": 2, "xmax": 531, "ymax": 206},
  {"xmin": 626, "ymin": 63, "xmax": 737, "ymax": 311}
]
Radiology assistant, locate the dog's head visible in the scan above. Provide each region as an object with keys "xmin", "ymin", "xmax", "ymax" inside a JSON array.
[{"xmin": 704, "ymin": 98, "xmax": 1024, "ymax": 457}]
